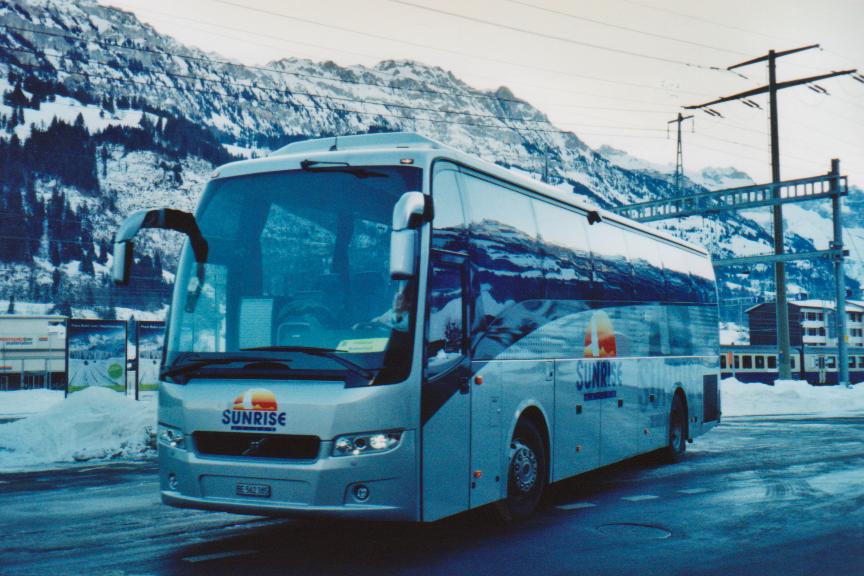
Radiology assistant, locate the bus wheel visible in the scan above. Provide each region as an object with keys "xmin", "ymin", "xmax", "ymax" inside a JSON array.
[
  {"xmin": 662, "ymin": 394, "xmax": 687, "ymax": 463},
  {"xmin": 494, "ymin": 419, "xmax": 547, "ymax": 523}
]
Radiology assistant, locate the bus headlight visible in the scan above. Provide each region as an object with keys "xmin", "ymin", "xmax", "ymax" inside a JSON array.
[
  {"xmin": 158, "ymin": 424, "xmax": 185, "ymax": 450},
  {"xmin": 332, "ymin": 431, "xmax": 402, "ymax": 456}
]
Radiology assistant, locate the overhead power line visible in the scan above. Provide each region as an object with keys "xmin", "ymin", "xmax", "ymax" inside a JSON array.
[
  {"xmin": 2, "ymin": 20, "xmax": 695, "ymax": 114},
  {"xmin": 4, "ymin": 45, "xmax": 826, "ymax": 168},
  {"xmin": 202, "ymin": 0, "xmax": 715, "ymax": 96},
  {"xmin": 2, "ymin": 44, "xmax": 672, "ymax": 135},
  {"xmin": 502, "ymin": 0, "xmax": 748, "ymax": 57},
  {"xmin": 684, "ymin": 44, "xmax": 857, "ymax": 382},
  {"xmin": 3, "ymin": 46, "xmax": 595, "ymax": 138},
  {"xmin": 386, "ymin": 0, "xmax": 732, "ymax": 72},
  {"xmin": 131, "ymin": 10, "xmax": 698, "ymax": 111}
]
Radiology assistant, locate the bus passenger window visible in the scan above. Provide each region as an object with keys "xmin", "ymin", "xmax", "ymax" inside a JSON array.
[
  {"xmin": 742, "ymin": 355, "xmax": 752, "ymax": 369},
  {"xmin": 431, "ymin": 168, "xmax": 466, "ymax": 252},
  {"xmin": 720, "ymin": 354, "xmax": 727, "ymax": 369},
  {"xmin": 426, "ymin": 262, "xmax": 464, "ymax": 378},
  {"xmin": 767, "ymin": 355, "xmax": 777, "ymax": 369},
  {"xmin": 755, "ymin": 355, "xmax": 765, "ymax": 369},
  {"xmin": 827, "ymin": 356, "xmax": 836, "ymax": 369},
  {"xmin": 734, "ymin": 355, "xmax": 740, "ymax": 369}
]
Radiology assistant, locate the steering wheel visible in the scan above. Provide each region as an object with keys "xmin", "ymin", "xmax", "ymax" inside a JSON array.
[{"xmin": 276, "ymin": 300, "xmax": 338, "ymax": 328}]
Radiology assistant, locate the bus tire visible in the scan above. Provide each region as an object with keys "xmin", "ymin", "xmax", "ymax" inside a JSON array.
[
  {"xmin": 493, "ymin": 418, "xmax": 547, "ymax": 523},
  {"xmin": 662, "ymin": 393, "xmax": 687, "ymax": 463}
]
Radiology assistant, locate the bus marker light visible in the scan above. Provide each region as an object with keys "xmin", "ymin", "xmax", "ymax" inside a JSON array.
[
  {"xmin": 400, "ymin": 158, "xmax": 414, "ymax": 165},
  {"xmin": 576, "ymin": 445, "xmax": 582, "ymax": 453},
  {"xmin": 473, "ymin": 470, "xmax": 483, "ymax": 479},
  {"xmin": 474, "ymin": 375, "xmax": 484, "ymax": 385}
]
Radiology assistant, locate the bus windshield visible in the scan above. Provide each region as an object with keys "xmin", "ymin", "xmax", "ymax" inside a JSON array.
[{"xmin": 164, "ymin": 165, "xmax": 422, "ymax": 385}]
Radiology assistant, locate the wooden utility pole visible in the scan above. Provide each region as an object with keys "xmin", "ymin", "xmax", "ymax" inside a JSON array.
[{"xmin": 684, "ymin": 45, "xmax": 855, "ymax": 381}]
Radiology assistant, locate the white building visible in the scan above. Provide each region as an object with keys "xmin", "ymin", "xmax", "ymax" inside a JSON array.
[{"xmin": 745, "ymin": 300, "xmax": 864, "ymax": 348}]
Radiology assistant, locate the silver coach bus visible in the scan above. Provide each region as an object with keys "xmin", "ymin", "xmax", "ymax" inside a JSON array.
[{"xmin": 114, "ymin": 133, "xmax": 720, "ymax": 522}]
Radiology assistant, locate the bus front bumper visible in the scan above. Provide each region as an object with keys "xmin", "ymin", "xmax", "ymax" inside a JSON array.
[{"xmin": 159, "ymin": 429, "xmax": 418, "ymax": 521}]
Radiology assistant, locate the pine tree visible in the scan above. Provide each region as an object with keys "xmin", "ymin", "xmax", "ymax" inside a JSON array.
[
  {"xmin": 3, "ymin": 82, "xmax": 28, "ymax": 107},
  {"xmin": 81, "ymin": 246, "xmax": 95, "ymax": 275},
  {"xmin": 2, "ymin": 187, "xmax": 32, "ymax": 262},
  {"xmin": 51, "ymin": 268, "xmax": 62, "ymax": 300},
  {"xmin": 54, "ymin": 299, "xmax": 72, "ymax": 318}
]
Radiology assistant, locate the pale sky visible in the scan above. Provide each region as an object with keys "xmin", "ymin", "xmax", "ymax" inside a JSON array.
[{"xmin": 101, "ymin": 0, "xmax": 864, "ymax": 187}]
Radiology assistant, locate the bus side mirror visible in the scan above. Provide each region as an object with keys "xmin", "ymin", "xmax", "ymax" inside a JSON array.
[
  {"xmin": 390, "ymin": 191, "xmax": 430, "ymax": 280},
  {"xmin": 112, "ymin": 208, "xmax": 208, "ymax": 286},
  {"xmin": 112, "ymin": 240, "xmax": 134, "ymax": 285}
]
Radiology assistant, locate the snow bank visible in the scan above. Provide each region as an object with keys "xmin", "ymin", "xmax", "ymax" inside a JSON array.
[
  {"xmin": 722, "ymin": 378, "xmax": 864, "ymax": 417},
  {"xmin": 0, "ymin": 387, "xmax": 156, "ymax": 471},
  {"xmin": 0, "ymin": 389, "xmax": 65, "ymax": 418}
]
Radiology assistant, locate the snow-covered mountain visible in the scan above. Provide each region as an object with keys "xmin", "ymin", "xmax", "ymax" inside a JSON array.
[
  {"xmin": 0, "ymin": 0, "xmax": 859, "ymax": 320},
  {"xmin": 597, "ymin": 144, "xmax": 756, "ymax": 190}
]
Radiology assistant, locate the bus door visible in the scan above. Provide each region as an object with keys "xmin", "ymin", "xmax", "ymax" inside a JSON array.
[
  {"xmin": 469, "ymin": 359, "xmax": 502, "ymax": 509},
  {"xmin": 600, "ymin": 359, "xmax": 640, "ymax": 466},
  {"xmin": 421, "ymin": 251, "xmax": 471, "ymax": 521}
]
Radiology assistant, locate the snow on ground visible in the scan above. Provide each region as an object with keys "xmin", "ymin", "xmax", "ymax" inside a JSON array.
[
  {"xmin": 0, "ymin": 389, "xmax": 65, "ymax": 418},
  {"xmin": 722, "ymin": 377, "xmax": 864, "ymax": 417},
  {"xmin": 1, "ymin": 377, "xmax": 861, "ymax": 472},
  {"xmin": 0, "ymin": 387, "xmax": 155, "ymax": 471},
  {"xmin": 719, "ymin": 321, "xmax": 749, "ymax": 345}
]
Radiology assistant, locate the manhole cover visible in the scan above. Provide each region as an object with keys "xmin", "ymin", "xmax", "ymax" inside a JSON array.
[{"xmin": 596, "ymin": 523, "xmax": 672, "ymax": 540}]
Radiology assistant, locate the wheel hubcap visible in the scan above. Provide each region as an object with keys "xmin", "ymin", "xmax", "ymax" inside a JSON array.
[{"xmin": 511, "ymin": 440, "xmax": 538, "ymax": 493}]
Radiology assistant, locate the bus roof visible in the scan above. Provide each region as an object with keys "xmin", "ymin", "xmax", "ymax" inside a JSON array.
[{"xmin": 220, "ymin": 132, "xmax": 708, "ymax": 256}]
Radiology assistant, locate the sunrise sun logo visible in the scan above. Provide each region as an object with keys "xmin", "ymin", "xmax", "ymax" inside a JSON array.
[
  {"xmin": 584, "ymin": 310, "xmax": 617, "ymax": 358},
  {"xmin": 221, "ymin": 388, "xmax": 287, "ymax": 431}
]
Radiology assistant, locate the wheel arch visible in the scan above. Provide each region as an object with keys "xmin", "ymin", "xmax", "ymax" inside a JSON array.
[
  {"xmin": 672, "ymin": 385, "xmax": 690, "ymax": 440},
  {"xmin": 509, "ymin": 401, "xmax": 552, "ymax": 479}
]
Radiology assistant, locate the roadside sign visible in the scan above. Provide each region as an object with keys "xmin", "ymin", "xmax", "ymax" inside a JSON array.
[
  {"xmin": 66, "ymin": 319, "xmax": 127, "ymax": 395},
  {"xmin": 135, "ymin": 321, "xmax": 165, "ymax": 400}
]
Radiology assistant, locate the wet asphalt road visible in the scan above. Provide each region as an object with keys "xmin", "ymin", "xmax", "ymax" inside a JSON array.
[{"xmin": 1, "ymin": 415, "xmax": 862, "ymax": 576}]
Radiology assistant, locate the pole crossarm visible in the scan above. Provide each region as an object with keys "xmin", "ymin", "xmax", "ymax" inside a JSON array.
[
  {"xmin": 684, "ymin": 69, "xmax": 857, "ymax": 109},
  {"xmin": 727, "ymin": 43, "xmax": 820, "ymax": 70},
  {"xmin": 667, "ymin": 114, "xmax": 694, "ymax": 125},
  {"xmin": 712, "ymin": 248, "xmax": 844, "ymax": 268},
  {"xmin": 610, "ymin": 173, "xmax": 847, "ymax": 223}
]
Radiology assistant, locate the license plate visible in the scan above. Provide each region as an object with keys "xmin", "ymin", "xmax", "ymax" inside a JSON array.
[{"xmin": 236, "ymin": 482, "xmax": 271, "ymax": 498}]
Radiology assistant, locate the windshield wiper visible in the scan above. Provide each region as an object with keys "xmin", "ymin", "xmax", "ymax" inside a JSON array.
[
  {"xmin": 242, "ymin": 346, "xmax": 375, "ymax": 382},
  {"xmin": 299, "ymin": 160, "xmax": 386, "ymax": 179},
  {"xmin": 160, "ymin": 354, "xmax": 292, "ymax": 384}
]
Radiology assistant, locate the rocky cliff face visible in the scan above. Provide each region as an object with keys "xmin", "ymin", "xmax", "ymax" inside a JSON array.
[{"xmin": 0, "ymin": 0, "xmax": 858, "ymax": 318}]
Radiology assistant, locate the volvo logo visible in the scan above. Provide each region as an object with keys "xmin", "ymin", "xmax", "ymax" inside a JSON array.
[{"xmin": 241, "ymin": 437, "xmax": 269, "ymax": 457}]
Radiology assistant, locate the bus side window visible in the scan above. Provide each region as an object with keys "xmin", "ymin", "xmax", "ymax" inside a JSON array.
[
  {"xmin": 734, "ymin": 355, "xmax": 740, "ymax": 369},
  {"xmin": 720, "ymin": 354, "xmax": 727, "ymax": 369},
  {"xmin": 426, "ymin": 260, "xmax": 465, "ymax": 378},
  {"xmin": 755, "ymin": 355, "xmax": 765, "ymax": 369},
  {"xmin": 767, "ymin": 355, "xmax": 777, "ymax": 369},
  {"xmin": 431, "ymin": 167, "xmax": 467, "ymax": 252},
  {"xmin": 827, "ymin": 356, "xmax": 836, "ymax": 369},
  {"xmin": 589, "ymin": 223, "xmax": 634, "ymax": 302},
  {"xmin": 742, "ymin": 355, "xmax": 752, "ymax": 369}
]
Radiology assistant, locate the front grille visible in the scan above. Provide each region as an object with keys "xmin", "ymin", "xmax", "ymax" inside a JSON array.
[{"xmin": 194, "ymin": 432, "xmax": 320, "ymax": 460}]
